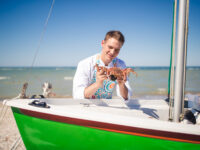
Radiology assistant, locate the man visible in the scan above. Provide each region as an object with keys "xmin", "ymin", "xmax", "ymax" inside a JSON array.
[{"xmin": 73, "ymin": 30, "xmax": 132, "ymax": 100}]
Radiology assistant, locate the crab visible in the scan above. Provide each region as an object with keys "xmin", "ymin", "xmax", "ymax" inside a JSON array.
[{"xmin": 95, "ymin": 64, "xmax": 137, "ymax": 81}]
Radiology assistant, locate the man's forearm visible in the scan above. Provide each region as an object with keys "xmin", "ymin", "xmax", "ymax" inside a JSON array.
[
  {"xmin": 118, "ymin": 83, "xmax": 128, "ymax": 100},
  {"xmin": 84, "ymin": 82, "xmax": 101, "ymax": 99}
]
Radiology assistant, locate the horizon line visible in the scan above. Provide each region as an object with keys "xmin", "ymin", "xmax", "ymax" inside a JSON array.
[{"xmin": 0, "ymin": 65, "xmax": 200, "ymax": 68}]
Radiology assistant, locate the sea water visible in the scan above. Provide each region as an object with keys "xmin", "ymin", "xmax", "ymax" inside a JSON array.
[{"xmin": 0, "ymin": 66, "xmax": 200, "ymax": 99}]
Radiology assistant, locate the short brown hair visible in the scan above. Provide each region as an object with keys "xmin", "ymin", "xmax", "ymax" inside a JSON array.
[{"xmin": 104, "ymin": 30, "xmax": 125, "ymax": 45}]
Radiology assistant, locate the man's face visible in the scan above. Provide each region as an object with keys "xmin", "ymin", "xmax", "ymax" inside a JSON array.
[{"xmin": 101, "ymin": 38, "xmax": 122, "ymax": 65}]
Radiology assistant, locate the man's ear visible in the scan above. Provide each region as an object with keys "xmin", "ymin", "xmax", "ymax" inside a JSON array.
[{"xmin": 101, "ymin": 40, "xmax": 105, "ymax": 47}]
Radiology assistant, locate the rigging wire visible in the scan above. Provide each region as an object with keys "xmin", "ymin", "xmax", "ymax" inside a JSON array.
[
  {"xmin": 8, "ymin": 0, "xmax": 55, "ymax": 87},
  {"xmin": 0, "ymin": 1, "xmax": 56, "ymax": 149},
  {"xmin": 31, "ymin": 0, "xmax": 55, "ymax": 68},
  {"xmin": 24, "ymin": 0, "xmax": 56, "ymax": 94}
]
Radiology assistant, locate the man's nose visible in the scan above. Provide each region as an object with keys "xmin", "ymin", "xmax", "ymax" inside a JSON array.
[{"xmin": 110, "ymin": 49, "xmax": 115, "ymax": 54}]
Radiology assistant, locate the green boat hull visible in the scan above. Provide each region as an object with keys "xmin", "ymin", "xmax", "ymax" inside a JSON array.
[{"xmin": 12, "ymin": 107, "xmax": 200, "ymax": 150}]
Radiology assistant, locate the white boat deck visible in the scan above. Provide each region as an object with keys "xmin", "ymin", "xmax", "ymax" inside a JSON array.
[
  {"xmin": 5, "ymin": 98, "xmax": 200, "ymax": 136},
  {"xmin": 48, "ymin": 98, "xmax": 169, "ymax": 120}
]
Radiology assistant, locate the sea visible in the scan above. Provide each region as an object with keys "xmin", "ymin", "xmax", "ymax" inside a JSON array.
[{"xmin": 0, "ymin": 66, "xmax": 200, "ymax": 100}]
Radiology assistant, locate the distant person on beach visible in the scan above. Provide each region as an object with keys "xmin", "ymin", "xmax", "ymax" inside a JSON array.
[{"xmin": 73, "ymin": 30, "xmax": 132, "ymax": 100}]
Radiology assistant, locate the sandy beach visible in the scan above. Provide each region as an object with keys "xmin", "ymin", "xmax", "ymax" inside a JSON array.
[{"xmin": 0, "ymin": 102, "xmax": 25, "ymax": 150}]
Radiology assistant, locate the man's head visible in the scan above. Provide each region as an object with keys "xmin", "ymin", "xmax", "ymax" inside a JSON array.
[
  {"xmin": 101, "ymin": 31, "xmax": 125, "ymax": 65},
  {"xmin": 104, "ymin": 30, "xmax": 125, "ymax": 45}
]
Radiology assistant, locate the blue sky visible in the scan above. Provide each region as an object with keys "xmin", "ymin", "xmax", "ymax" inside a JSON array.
[{"xmin": 0, "ymin": 0, "xmax": 199, "ymax": 67}]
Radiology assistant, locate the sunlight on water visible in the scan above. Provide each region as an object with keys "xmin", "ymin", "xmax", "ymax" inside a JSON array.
[{"xmin": 0, "ymin": 67, "xmax": 199, "ymax": 99}]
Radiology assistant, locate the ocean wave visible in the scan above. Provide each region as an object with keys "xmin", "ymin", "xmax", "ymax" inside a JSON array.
[
  {"xmin": 56, "ymin": 68, "xmax": 63, "ymax": 71},
  {"xmin": 0, "ymin": 68, "xmax": 13, "ymax": 71},
  {"xmin": 0, "ymin": 68, "xmax": 24, "ymax": 71},
  {"xmin": 157, "ymin": 88, "xmax": 167, "ymax": 93},
  {"xmin": 0, "ymin": 76, "xmax": 10, "ymax": 80},
  {"xmin": 187, "ymin": 68, "xmax": 200, "ymax": 71},
  {"xmin": 64, "ymin": 76, "xmax": 73, "ymax": 80}
]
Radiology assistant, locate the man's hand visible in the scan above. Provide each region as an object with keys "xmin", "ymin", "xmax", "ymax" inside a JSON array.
[
  {"xmin": 96, "ymin": 67, "xmax": 107, "ymax": 87},
  {"xmin": 84, "ymin": 65, "xmax": 107, "ymax": 98},
  {"xmin": 117, "ymin": 74, "xmax": 127, "ymax": 85}
]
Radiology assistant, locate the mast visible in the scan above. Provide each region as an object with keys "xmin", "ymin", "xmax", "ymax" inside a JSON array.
[
  {"xmin": 168, "ymin": 0, "xmax": 177, "ymax": 121},
  {"xmin": 182, "ymin": 0, "xmax": 190, "ymax": 115},
  {"xmin": 174, "ymin": 0, "xmax": 189, "ymax": 122}
]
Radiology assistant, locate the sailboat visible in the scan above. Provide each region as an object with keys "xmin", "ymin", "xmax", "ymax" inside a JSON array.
[{"xmin": 4, "ymin": 0, "xmax": 200, "ymax": 149}]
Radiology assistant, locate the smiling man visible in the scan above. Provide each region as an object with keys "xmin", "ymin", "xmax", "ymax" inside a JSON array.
[{"xmin": 73, "ymin": 30, "xmax": 132, "ymax": 100}]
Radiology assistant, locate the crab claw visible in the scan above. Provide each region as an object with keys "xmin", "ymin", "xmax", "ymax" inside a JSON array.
[{"xmin": 95, "ymin": 64, "xmax": 100, "ymax": 72}]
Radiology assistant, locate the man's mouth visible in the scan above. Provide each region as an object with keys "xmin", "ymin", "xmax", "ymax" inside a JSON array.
[{"xmin": 107, "ymin": 54, "xmax": 113, "ymax": 59}]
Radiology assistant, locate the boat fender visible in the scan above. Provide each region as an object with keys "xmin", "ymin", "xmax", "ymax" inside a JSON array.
[{"xmin": 29, "ymin": 100, "xmax": 50, "ymax": 108}]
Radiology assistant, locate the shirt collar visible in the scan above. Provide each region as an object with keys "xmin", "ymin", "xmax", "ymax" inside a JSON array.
[{"xmin": 98, "ymin": 54, "xmax": 117, "ymax": 67}]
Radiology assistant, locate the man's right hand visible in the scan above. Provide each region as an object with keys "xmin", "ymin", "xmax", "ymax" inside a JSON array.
[
  {"xmin": 96, "ymin": 66, "xmax": 107, "ymax": 87},
  {"xmin": 84, "ymin": 65, "xmax": 107, "ymax": 98}
]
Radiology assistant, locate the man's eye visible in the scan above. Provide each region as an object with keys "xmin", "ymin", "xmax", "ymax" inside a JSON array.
[
  {"xmin": 108, "ymin": 46, "xmax": 113, "ymax": 49},
  {"xmin": 115, "ymin": 49, "xmax": 120, "ymax": 52}
]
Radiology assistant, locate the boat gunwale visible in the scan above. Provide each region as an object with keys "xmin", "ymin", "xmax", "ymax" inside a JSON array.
[
  {"xmin": 6, "ymin": 99, "xmax": 200, "ymax": 133},
  {"xmin": 12, "ymin": 106, "xmax": 200, "ymax": 144}
]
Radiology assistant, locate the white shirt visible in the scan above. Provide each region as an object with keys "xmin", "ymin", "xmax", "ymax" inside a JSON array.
[{"xmin": 73, "ymin": 53, "xmax": 133, "ymax": 99}]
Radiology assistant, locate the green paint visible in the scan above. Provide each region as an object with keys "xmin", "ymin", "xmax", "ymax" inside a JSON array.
[
  {"xmin": 12, "ymin": 107, "xmax": 200, "ymax": 150},
  {"xmin": 168, "ymin": 0, "xmax": 176, "ymax": 97},
  {"xmin": 12, "ymin": 107, "xmax": 22, "ymax": 114}
]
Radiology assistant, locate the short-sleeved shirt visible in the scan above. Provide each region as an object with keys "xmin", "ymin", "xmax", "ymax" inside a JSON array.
[{"xmin": 73, "ymin": 53, "xmax": 132, "ymax": 99}]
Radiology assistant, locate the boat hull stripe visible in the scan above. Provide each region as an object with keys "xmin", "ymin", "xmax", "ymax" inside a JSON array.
[{"xmin": 19, "ymin": 108, "xmax": 200, "ymax": 144}]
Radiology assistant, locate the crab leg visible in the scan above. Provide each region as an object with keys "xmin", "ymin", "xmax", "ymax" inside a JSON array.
[{"xmin": 123, "ymin": 68, "xmax": 138, "ymax": 77}]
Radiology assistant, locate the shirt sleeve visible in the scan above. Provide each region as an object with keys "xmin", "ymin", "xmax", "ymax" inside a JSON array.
[
  {"xmin": 116, "ymin": 80, "xmax": 133, "ymax": 100},
  {"xmin": 116, "ymin": 59, "xmax": 133, "ymax": 100},
  {"xmin": 73, "ymin": 61, "xmax": 90, "ymax": 99}
]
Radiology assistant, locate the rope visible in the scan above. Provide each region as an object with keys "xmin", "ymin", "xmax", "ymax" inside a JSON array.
[
  {"xmin": 0, "ymin": 100, "xmax": 21, "ymax": 150},
  {"xmin": 0, "ymin": 100, "xmax": 9, "ymax": 124},
  {"xmin": 168, "ymin": 0, "xmax": 177, "ymax": 121},
  {"xmin": 10, "ymin": 136, "xmax": 22, "ymax": 150},
  {"xmin": 0, "ymin": 99, "xmax": 24, "ymax": 150}
]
